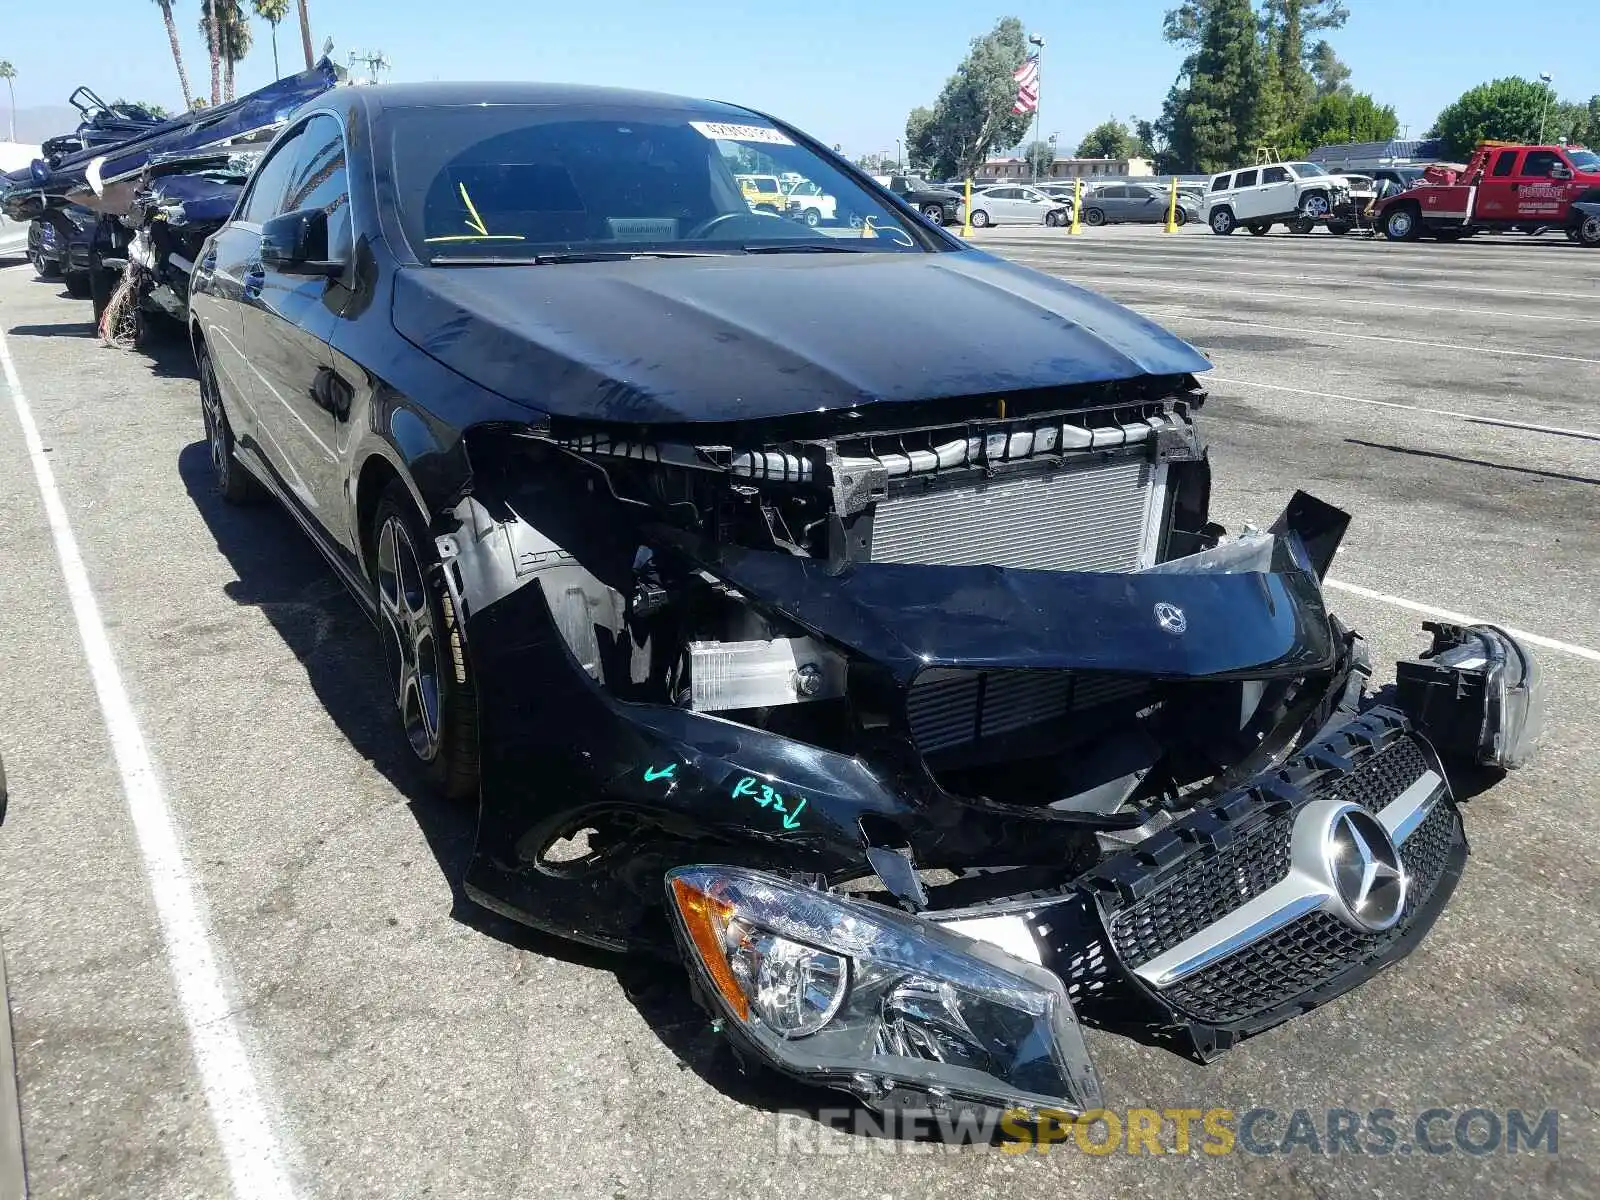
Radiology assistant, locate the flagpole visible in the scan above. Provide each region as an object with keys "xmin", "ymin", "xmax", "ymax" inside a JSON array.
[{"xmin": 1029, "ymin": 33, "xmax": 1045, "ymax": 183}]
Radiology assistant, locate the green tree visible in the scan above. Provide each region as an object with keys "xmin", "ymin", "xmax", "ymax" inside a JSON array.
[
  {"xmin": 111, "ymin": 98, "xmax": 174, "ymax": 118},
  {"xmin": 1428, "ymin": 77, "xmax": 1556, "ymax": 157},
  {"xmin": 904, "ymin": 105, "xmax": 937, "ymax": 171},
  {"xmin": 1131, "ymin": 117, "xmax": 1159, "ymax": 159},
  {"xmin": 1295, "ymin": 90, "xmax": 1398, "ymax": 152},
  {"xmin": 200, "ymin": 0, "xmax": 222, "ymax": 105},
  {"xmin": 0, "ymin": 61, "xmax": 15, "ymax": 143},
  {"xmin": 1023, "ymin": 139, "xmax": 1055, "ymax": 176},
  {"xmin": 252, "ymin": 0, "xmax": 291, "ymax": 79},
  {"xmin": 1308, "ymin": 39, "xmax": 1352, "ymax": 97},
  {"xmin": 1263, "ymin": 2, "xmax": 1347, "ymax": 129},
  {"xmin": 1169, "ymin": 0, "xmax": 1271, "ymax": 173},
  {"xmin": 1077, "ymin": 119, "xmax": 1134, "ymax": 158},
  {"xmin": 151, "ymin": 0, "xmax": 194, "ymax": 110},
  {"xmin": 906, "ymin": 18, "xmax": 1035, "ymax": 181},
  {"xmin": 1547, "ymin": 96, "xmax": 1599, "ymax": 146},
  {"xmin": 216, "ymin": 0, "xmax": 252, "ymax": 100}
]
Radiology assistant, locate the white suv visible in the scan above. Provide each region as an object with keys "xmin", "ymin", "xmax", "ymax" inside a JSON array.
[{"xmin": 1202, "ymin": 161, "xmax": 1353, "ymax": 236}]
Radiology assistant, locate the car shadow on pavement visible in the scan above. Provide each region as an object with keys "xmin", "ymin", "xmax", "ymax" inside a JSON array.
[
  {"xmin": 5, "ymin": 320, "xmax": 98, "ymax": 339},
  {"xmin": 174, "ymin": 437, "xmax": 823, "ymax": 1121}
]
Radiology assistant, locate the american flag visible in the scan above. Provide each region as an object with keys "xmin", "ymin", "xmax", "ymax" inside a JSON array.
[{"xmin": 1012, "ymin": 55, "xmax": 1040, "ymax": 114}]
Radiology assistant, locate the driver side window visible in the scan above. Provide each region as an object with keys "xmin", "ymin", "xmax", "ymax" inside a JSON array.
[{"xmin": 238, "ymin": 128, "xmax": 306, "ymax": 224}]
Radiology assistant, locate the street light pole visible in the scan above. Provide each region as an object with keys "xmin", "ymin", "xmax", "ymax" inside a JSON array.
[
  {"xmin": 896, "ymin": 138, "xmax": 902, "ymax": 171},
  {"xmin": 1028, "ymin": 33, "xmax": 1045, "ymax": 183},
  {"xmin": 1538, "ymin": 72, "xmax": 1554, "ymax": 143}
]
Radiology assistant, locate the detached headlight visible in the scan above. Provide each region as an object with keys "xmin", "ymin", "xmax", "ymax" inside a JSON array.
[{"xmin": 667, "ymin": 866, "xmax": 1101, "ymax": 1114}]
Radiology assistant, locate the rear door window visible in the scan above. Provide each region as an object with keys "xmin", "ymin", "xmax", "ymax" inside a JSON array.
[
  {"xmin": 1491, "ymin": 151, "xmax": 1518, "ymax": 177},
  {"xmin": 1234, "ymin": 169, "xmax": 1259, "ymax": 188}
]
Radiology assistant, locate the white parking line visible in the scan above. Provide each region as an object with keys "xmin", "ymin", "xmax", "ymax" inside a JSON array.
[
  {"xmin": 1324, "ymin": 580, "xmax": 1600, "ymax": 664},
  {"xmin": 1008, "ymin": 247, "xmax": 1600, "ymax": 301},
  {"xmin": 0, "ymin": 329, "xmax": 297, "ymax": 1200},
  {"xmin": 1206, "ymin": 376, "xmax": 1600, "ymax": 442},
  {"xmin": 1066, "ymin": 275, "xmax": 1597, "ymax": 324},
  {"xmin": 1166, "ymin": 313, "xmax": 1600, "ymax": 365}
]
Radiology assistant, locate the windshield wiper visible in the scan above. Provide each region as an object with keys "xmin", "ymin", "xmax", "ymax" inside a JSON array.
[
  {"xmin": 740, "ymin": 241, "xmax": 880, "ymax": 254},
  {"xmin": 428, "ymin": 250, "xmax": 731, "ymax": 266}
]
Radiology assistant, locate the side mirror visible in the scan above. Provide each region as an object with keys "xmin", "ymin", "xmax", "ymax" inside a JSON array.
[
  {"xmin": 260, "ymin": 208, "xmax": 342, "ymax": 276},
  {"xmin": 1550, "ymin": 163, "xmax": 1572, "ymax": 180}
]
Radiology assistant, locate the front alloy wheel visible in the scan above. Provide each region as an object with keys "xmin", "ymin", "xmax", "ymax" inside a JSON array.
[
  {"xmin": 1578, "ymin": 214, "xmax": 1600, "ymax": 248},
  {"xmin": 376, "ymin": 514, "xmax": 444, "ymax": 765},
  {"xmin": 922, "ymin": 204, "xmax": 945, "ymax": 226},
  {"xmin": 1300, "ymin": 193, "xmax": 1331, "ymax": 220}
]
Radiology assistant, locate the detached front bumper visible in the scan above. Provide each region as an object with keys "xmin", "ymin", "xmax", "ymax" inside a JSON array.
[{"xmin": 665, "ymin": 627, "xmax": 1541, "ymax": 1116}]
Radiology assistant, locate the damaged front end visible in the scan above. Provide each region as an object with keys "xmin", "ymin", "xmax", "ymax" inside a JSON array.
[{"xmin": 433, "ymin": 377, "xmax": 1540, "ymax": 1117}]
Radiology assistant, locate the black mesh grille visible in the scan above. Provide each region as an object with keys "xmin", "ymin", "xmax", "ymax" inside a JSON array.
[
  {"xmin": 1319, "ymin": 738, "xmax": 1433, "ymax": 814},
  {"xmin": 1108, "ymin": 818, "xmax": 1292, "ymax": 967},
  {"xmin": 1161, "ymin": 797, "xmax": 1460, "ymax": 1024}
]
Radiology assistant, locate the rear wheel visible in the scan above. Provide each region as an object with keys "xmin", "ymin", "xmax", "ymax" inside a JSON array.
[
  {"xmin": 802, "ymin": 208, "xmax": 821, "ymax": 227},
  {"xmin": 1578, "ymin": 214, "xmax": 1600, "ymax": 247},
  {"xmin": 1383, "ymin": 205, "xmax": 1421, "ymax": 242},
  {"xmin": 369, "ymin": 481, "xmax": 481, "ymax": 802},
  {"xmin": 197, "ymin": 343, "xmax": 265, "ymax": 505},
  {"xmin": 1326, "ymin": 220, "xmax": 1351, "ymax": 236},
  {"xmin": 1286, "ymin": 217, "xmax": 1315, "ymax": 235},
  {"xmin": 969, "ymin": 209, "xmax": 990, "ymax": 228},
  {"xmin": 1247, "ymin": 222, "xmax": 1271, "ymax": 237},
  {"xmin": 31, "ymin": 250, "xmax": 58, "ymax": 279},
  {"xmin": 1209, "ymin": 207, "xmax": 1236, "ymax": 235}
]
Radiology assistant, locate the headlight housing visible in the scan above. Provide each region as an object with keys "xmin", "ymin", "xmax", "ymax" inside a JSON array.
[{"xmin": 666, "ymin": 866, "xmax": 1101, "ymax": 1114}]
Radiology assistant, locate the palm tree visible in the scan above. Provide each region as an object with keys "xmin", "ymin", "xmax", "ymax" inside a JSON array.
[
  {"xmin": 0, "ymin": 62, "xmax": 16, "ymax": 143},
  {"xmin": 200, "ymin": 0, "xmax": 222, "ymax": 105},
  {"xmin": 152, "ymin": 0, "xmax": 194, "ymax": 110},
  {"xmin": 251, "ymin": 0, "xmax": 290, "ymax": 79},
  {"xmin": 215, "ymin": 0, "xmax": 253, "ymax": 101},
  {"xmin": 296, "ymin": 0, "xmax": 314, "ymax": 70}
]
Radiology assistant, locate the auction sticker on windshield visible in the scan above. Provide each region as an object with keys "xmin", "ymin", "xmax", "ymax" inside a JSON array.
[{"xmin": 690, "ymin": 120, "xmax": 793, "ymax": 146}]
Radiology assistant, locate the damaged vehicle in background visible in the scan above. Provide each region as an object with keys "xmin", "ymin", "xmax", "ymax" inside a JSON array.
[
  {"xmin": 0, "ymin": 60, "xmax": 344, "ymax": 325},
  {"xmin": 187, "ymin": 81, "xmax": 1544, "ymax": 1123}
]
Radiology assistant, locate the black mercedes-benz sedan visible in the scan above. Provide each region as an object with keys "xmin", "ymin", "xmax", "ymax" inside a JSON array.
[{"xmin": 189, "ymin": 80, "xmax": 1539, "ymax": 1121}]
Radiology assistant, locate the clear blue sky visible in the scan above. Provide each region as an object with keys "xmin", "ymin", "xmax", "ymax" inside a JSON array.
[{"xmin": 2, "ymin": 1, "xmax": 1593, "ymax": 155}]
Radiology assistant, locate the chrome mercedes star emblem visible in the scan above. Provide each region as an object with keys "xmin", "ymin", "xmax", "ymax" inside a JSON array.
[
  {"xmin": 1153, "ymin": 602, "xmax": 1187, "ymax": 635},
  {"xmin": 1326, "ymin": 806, "xmax": 1408, "ymax": 931}
]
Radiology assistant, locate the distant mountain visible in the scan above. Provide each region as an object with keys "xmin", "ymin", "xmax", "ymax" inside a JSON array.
[{"xmin": 0, "ymin": 106, "xmax": 86, "ymax": 145}]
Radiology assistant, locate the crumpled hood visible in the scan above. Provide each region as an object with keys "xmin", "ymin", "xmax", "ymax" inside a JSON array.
[
  {"xmin": 681, "ymin": 542, "xmax": 1336, "ymax": 683},
  {"xmin": 391, "ymin": 251, "xmax": 1210, "ymax": 424}
]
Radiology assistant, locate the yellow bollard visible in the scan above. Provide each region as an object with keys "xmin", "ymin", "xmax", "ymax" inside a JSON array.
[
  {"xmin": 1165, "ymin": 176, "xmax": 1179, "ymax": 233},
  {"xmin": 962, "ymin": 177, "xmax": 972, "ymax": 238},
  {"xmin": 1070, "ymin": 178, "xmax": 1082, "ymax": 234}
]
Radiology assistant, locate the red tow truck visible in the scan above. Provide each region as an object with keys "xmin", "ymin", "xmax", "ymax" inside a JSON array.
[{"xmin": 1371, "ymin": 141, "xmax": 1600, "ymax": 245}]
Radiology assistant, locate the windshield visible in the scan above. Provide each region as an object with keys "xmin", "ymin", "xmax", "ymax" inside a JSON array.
[
  {"xmin": 387, "ymin": 105, "xmax": 930, "ymax": 262},
  {"xmin": 1288, "ymin": 162, "xmax": 1328, "ymax": 177},
  {"xmin": 1569, "ymin": 149, "xmax": 1599, "ymax": 172}
]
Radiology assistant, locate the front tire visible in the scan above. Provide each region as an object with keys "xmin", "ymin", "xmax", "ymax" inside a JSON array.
[
  {"xmin": 63, "ymin": 270, "xmax": 91, "ymax": 298},
  {"xmin": 198, "ymin": 344, "xmax": 265, "ymax": 505},
  {"xmin": 1172, "ymin": 208, "xmax": 1188, "ymax": 226},
  {"xmin": 1578, "ymin": 213, "xmax": 1600, "ymax": 247},
  {"xmin": 1326, "ymin": 220, "xmax": 1351, "ymax": 236},
  {"xmin": 1383, "ymin": 205, "xmax": 1421, "ymax": 242},
  {"xmin": 1247, "ymin": 222, "xmax": 1271, "ymax": 237},
  {"xmin": 1083, "ymin": 207, "xmax": 1106, "ymax": 227},
  {"xmin": 802, "ymin": 208, "xmax": 821, "ymax": 227},
  {"xmin": 1299, "ymin": 191, "xmax": 1331, "ymax": 221},
  {"xmin": 921, "ymin": 203, "xmax": 946, "ymax": 226},
  {"xmin": 969, "ymin": 209, "xmax": 990, "ymax": 228},
  {"xmin": 370, "ymin": 482, "xmax": 480, "ymax": 803},
  {"xmin": 1210, "ymin": 207, "xmax": 1236, "ymax": 235}
]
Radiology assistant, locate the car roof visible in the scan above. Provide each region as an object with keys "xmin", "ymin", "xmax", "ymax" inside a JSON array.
[{"xmin": 328, "ymin": 80, "xmax": 765, "ymax": 122}]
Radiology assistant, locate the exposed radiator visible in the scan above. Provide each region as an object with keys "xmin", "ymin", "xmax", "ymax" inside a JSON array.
[
  {"xmin": 908, "ymin": 669, "xmax": 1149, "ymax": 755},
  {"xmin": 869, "ymin": 454, "xmax": 1162, "ymax": 573}
]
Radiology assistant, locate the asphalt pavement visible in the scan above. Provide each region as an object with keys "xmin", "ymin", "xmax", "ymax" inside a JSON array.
[{"xmin": 0, "ymin": 223, "xmax": 1596, "ymax": 1199}]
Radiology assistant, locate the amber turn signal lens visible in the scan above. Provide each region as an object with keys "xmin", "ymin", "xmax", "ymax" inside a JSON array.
[{"xmin": 669, "ymin": 877, "xmax": 749, "ymax": 1020}]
